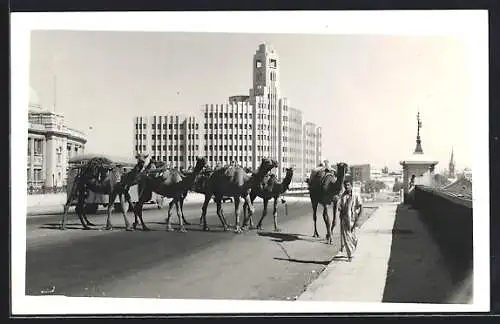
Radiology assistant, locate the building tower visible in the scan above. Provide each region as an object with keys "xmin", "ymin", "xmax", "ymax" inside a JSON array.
[
  {"xmin": 249, "ymin": 43, "xmax": 282, "ymax": 174},
  {"xmin": 414, "ymin": 110, "xmax": 424, "ymax": 154},
  {"xmin": 448, "ymin": 147, "xmax": 456, "ymax": 178}
]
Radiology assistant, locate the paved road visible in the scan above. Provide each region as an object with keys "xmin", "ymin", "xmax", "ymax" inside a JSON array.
[{"xmin": 26, "ymin": 198, "xmax": 378, "ymax": 300}]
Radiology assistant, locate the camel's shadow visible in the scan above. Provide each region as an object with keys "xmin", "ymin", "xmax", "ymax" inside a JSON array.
[
  {"xmin": 258, "ymin": 231, "xmax": 307, "ymax": 243},
  {"xmin": 39, "ymin": 223, "xmax": 101, "ymax": 231},
  {"xmin": 38, "ymin": 223, "xmax": 156, "ymax": 231},
  {"xmin": 273, "ymin": 257, "xmax": 331, "ymax": 266}
]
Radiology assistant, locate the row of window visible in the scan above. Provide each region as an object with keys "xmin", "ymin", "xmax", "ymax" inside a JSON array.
[
  {"xmin": 136, "ymin": 145, "xmax": 200, "ymax": 152},
  {"xmin": 205, "ymin": 134, "xmax": 253, "ymax": 140},
  {"xmin": 135, "ymin": 123, "xmax": 200, "ymax": 130},
  {"xmin": 204, "ymin": 145, "xmax": 253, "ymax": 151},
  {"xmin": 204, "ymin": 123, "xmax": 253, "ymax": 130},
  {"xmin": 27, "ymin": 138, "xmax": 44, "ymax": 155},
  {"xmin": 204, "ymin": 112, "xmax": 252, "ymax": 119},
  {"xmin": 136, "ymin": 134, "xmax": 201, "ymax": 141}
]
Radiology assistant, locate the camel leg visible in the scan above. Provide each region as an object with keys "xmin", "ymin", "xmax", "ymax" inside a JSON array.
[
  {"xmin": 103, "ymin": 192, "xmax": 117, "ymax": 230},
  {"xmin": 322, "ymin": 205, "xmax": 333, "ymax": 245},
  {"xmin": 213, "ymin": 197, "xmax": 228, "ymax": 231},
  {"xmin": 73, "ymin": 187, "xmax": 90, "ymax": 230},
  {"xmin": 245, "ymin": 193, "xmax": 257, "ymax": 229},
  {"xmin": 241, "ymin": 194, "xmax": 254, "ymax": 231},
  {"xmin": 201, "ymin": 194, "xmax": 211, "ymax": 231},
  {"xmin": 272, "ymin": 197, "xmax": 281, "ymax": 232},
  {"xmin": 331, "ymin": 198, "xmax": 338, "ymax": 236},
  {"xmin": 166, "ymin": 199, "xmax": 175, "ymax": 231},
  {"xmin": 119, "ymin": 194, "xmax": 132, "ymax": 231},
  {"xmin": 256, "ymin": 198, "xmax": 269, "ymax": 230},
  {"xmin": 175, "ymin": 200, "xmax": 186, "ymax": 232},
  {"xmin": 180, "ymin": 194, "xmax": 191, "ymax": 225},
  {"xmin": 61, "ymin": 189, "xmax": 77, "ymax": 230},
  {"xmin": 233, "ymin": 197, "xmax": 242, "ymax": 233},
  {"xmin": 311, "ymin": 199, "xmax": 320, "ymax": 238}
]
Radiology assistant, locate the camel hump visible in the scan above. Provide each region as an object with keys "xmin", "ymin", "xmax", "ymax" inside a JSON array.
[{"xmin": 224, "ymin": 165, "xmax": 243, "ymax": 177}]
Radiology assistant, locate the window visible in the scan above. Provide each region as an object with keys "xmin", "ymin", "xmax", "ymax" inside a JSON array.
[
  {"xmin": 143, "ymin": 124, "xmax": 146, "ymax": 129},
  {"xmin": 204, "ymin": 145, "xmax": 208, "ymax": 151},
  {"xmin": 196, "ymin": 124, "xmax": 199, "ymax": 130},
  {"xmin": 168, "ymin": 145, "xmax": 172, "ymax": 150},
  {"xmin": 168, "ymin": 156, "xmax": 172, "ymax": 162},
  {"xmin": 163, "ymin": 135, "xmax": 167, "ymax": 140},
  {"xmin": 219, "ymin": 145, "xmax": 223, "ymax": 150},
  {"xmin": 195, "ymin": 145, "xmax": 199, "ymax": 150},
  {"xmin": 174, "ymin": 156, "xmax": 178, "ymax": 161},
  {"xmin": 135, "ymin": 145, "xmax": 138, "ymax": 151},
  {"xmin": 143, "ymin": 134, "xmax": 146, "ymax": 139},
  {"xmin": 224, "ymin": 145, "xmax": 228, "ymax": 150},
  {"xmin": 180, "ymin": 145, "xmax": 184, "ymax": 151},
  {"xmin": 163, "ymin": 145, "xmax": 167, "ymax": 150},
  {"xmin": 163, "ymin": 156, "xmax": 167, "ymax": 161},
  {"xmin": 214, "ymin": 124, "xmax": 218, "ymax": 129},
  {"xmin": 142, "ymin": 145, "xmax": 146, "ymax": 150},
  {"xmin": 174, "ymin": 135, "xmax": 178, "ymax": 140},
  {"xmin": 180, "ymin": 156, "xmax": 184, "ymax": 161},
  {"xmin": 152, "ymin": 145, "xmax": 155, "ymax": 151},
  {"xmin": 224, "ymin": 134, "xmax": 228, "ymax": 140},
  {"xmin": 152, "ymin": 124, "xmax": 155, "ymax": 129},
  {"xmin": 204, "ymin": 113, "xmax": 208, "ymax": 118},
  {"xmin": 169, "ymin": 124, "xmax": 172, "ymax": 130},
  {"xmin": 157, "ymin": 124, "xmax": 161, "ymax": 129},
  {"xmin": 219, "ymin": 113, "xmax": 223, "ymax": 118},
  {"xmin": 196, "ymin": 134, "xmax": 199, "ymax": 139}
]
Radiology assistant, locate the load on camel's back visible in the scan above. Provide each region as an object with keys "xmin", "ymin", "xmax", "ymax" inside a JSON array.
[{"xmin": 86, "ymin": 157, "xmax": 115, "ymax": 184}]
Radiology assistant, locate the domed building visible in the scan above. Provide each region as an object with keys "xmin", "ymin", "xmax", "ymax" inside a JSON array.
[{"xmin": 27, "ymin": 86, "xmax": 87, "ymax": 190}]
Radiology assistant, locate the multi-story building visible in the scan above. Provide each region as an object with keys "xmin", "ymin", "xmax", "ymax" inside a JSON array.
[
  {"xmin": 200, "ymin": 99, "xmax": 254, "ymax": 169},
  {"xmin": 350, "ymin": 164, "xmax": 371, "ymax": 182},
  {"xmin": 27, "ymin": 86, "xmax": 87, "ymax": 189},
  {"xmin": 303, "ymin": 122, "xmax": 321, "ymax": 179},
  {"xmin": 132, "ymin": 43, "xmax": 322, "ymax": 185},
  {"xmin": 133, "ymin": 114, "xmax": 201, "ymax": 169},
  {"xmin": 287, "ymin": 107, "xmax": 303, "ymax": 182}
]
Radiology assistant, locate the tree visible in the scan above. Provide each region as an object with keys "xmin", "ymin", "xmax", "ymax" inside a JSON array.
[
  {"xmin": 393, "ymin": 182, "xmax": 404, "ymax": 192},
  {"xmin": 382, "ymin": 166, "xmax": 389, "ymax": 174},
  {"xmin": 433, "ymin": 173, "xmax": 451, "ymax": 187},
  {"xmin": 363, "ymin": 180, "xmax": 387, "ymax": 193}
]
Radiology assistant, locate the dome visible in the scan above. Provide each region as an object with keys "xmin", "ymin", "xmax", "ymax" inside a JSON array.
[{"xmin": 29, "ymin": 86, "xmax": 44, "ymax": 110}]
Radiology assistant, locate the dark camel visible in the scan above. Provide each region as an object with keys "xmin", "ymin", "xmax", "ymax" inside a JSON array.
[
  {"xmin": 307, "ymin": 162, "xmax": 348, "ymax": 244},
  {"xmin": 200, "ymin": 158, "xmax": 278, "ymax": 233},
  {"xmin": 243, "ymin": 167, "xmax": 294, "ymax": 232},
  {"xmin": 133, "ymin": 157, "xmax": 207, "ymax": 231},
  {"xmin": 60, "ymin": 154, "xmax": 148, "ymax": 231}
]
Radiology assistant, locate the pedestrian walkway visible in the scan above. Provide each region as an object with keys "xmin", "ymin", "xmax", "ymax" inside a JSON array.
[{"xmin": 297, "ymin": 203, "xmax": 470, "ymax": 304}]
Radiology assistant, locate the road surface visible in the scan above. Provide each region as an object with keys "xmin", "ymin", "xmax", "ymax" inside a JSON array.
[{"xmin": 26, "ymin": 198, "xmax": 378, "ymax": 300}]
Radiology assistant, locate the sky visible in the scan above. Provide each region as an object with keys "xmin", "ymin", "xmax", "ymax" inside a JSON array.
[{"xmin": 29, "ymin": 30, "xmax": 476, "ymax": 172}]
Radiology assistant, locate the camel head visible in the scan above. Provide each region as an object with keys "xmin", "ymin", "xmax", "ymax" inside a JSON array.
[
  {"xmin": 135, "ymin": 153, "xmax": 149, "ymax": 170},
  {"xmin": 336, "ymin": 162, "xmax": 348, "ymax": 177},
  {"xmin": 285, "ymin": 167, "xmax": 294, "ymax": 177},
  {"xmin": 194, "ymin": 157, "xmax": 207, "ymax": 173},
  {"xmin": 257, "ymin": 158, "xmax": 278, "ymax": 175}
]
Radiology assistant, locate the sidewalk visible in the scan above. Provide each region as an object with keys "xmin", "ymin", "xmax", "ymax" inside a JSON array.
[{"xmin": 297, "ymin": 203, "xmax": 471, "ymax": 304}]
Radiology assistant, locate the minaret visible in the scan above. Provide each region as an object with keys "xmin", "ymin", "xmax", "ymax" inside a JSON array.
[
  {"xmin": 414, "ymin": 111, "xmax": 423, "ymax": 154},
  {"xmin": 449, "ymin": 147, "xmax": 456, "ymax": 178}
]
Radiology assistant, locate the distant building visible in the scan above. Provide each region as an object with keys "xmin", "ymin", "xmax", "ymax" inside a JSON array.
[
  {"xmin": 200, "ymin": 100, "xmax": 254, "ymax": 169},
  {"xmin": 448, "ymin": 147, "xmax": 456, "ymax": 178},
  {"xmin": 132, "ymin": 43, "xmax": 322, "ymax": 184},
  {"xmin": 27, "ymin": 86, "xmax": 87, "ymax": 188},
  {"xmin": 303, "ymin": 122, "xmax": 322, "ymax": 178},
  {"xmin": 134, "ymin": 114, "xmax": 201, "ymax": 169},
  {"xmin": 287, "ymin": 107, "xmax": 303, "ymax": 182},
  {"xmin": 350, "ymin": 164, "xmax": 371, "ymax": 182}
]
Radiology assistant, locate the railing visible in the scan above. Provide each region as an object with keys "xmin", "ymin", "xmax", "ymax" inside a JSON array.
[
  {"xmin": 410, "ymin": 185, "xmax": 473, "ymax": 283},
  {"xmin": 27, "ymin": 185, "xmax": 67, "ymax": 195}
]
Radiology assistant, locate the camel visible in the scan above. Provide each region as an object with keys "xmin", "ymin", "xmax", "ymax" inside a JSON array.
[
  {"xmin": 242, "ymin": 167, "xmax": 294, "ymax": 232},
  {"xmin": 133, "ymin": 157, "xmax": 207, "ymax": 231},
  {"xmin": 307, "ymin": 162, "xmax": 348, "ymax": 244},
  {"xmin": 200, "ymin": 158, "xmax": 278, "ymax": 233},
  {"xmin": 60, "ymin": 153, "xmax": 148, "ymax": 231}
]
